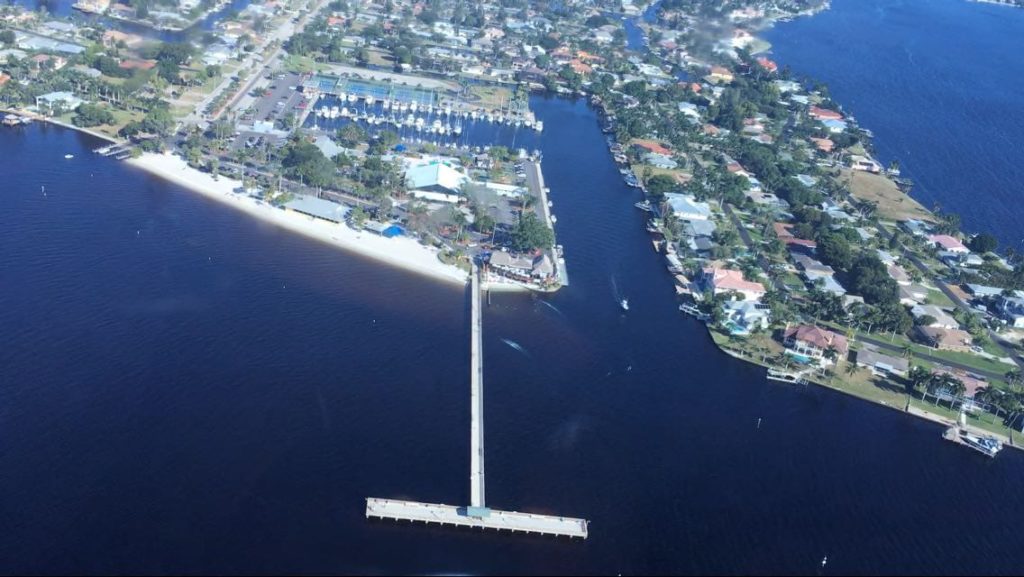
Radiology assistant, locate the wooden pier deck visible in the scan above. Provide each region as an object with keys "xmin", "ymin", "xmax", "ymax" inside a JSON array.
[{"xmin": 366, "ymin": 498, "xmax": 588, "ymax": 538}]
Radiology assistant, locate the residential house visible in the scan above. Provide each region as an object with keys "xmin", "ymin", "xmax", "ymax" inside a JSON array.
[
  {"xmin": 855, "ymin": 345, "xmax": 909, "ymax": 377},
  {"xmin": 783, "ymin": 324, "xmax": 849, "ymax": 361},
  {"xmin": 701, "ymin": 267, "xmax": 766, "ymax": 301},
  {"xmin": 722, "ymin": 300, "xmax": 771, "ymax": 335},
  {"xmin": 916, "ymin": 326, "xmax": 973, "ymax": 352},
  {"xmin": 911, "ymin": 304, "xmax": 960, "ymax": 330},
  {"xmin": 664, "ymin": 193, "xmax": 711, "ymax": 221},
  {"xmin": 928, "ymin": 234, "xmax": 969, "ymax": 254},
  {"xmin": 996, "ymin": 295, "xmax": 1024, "ymax": 328},
  {"xmin": 706, "ymin": 65, "xmax": 734, "ymax": 84},
  {"xmin": 898, "ymin": 283, "xmax": 930, "ymax": 306}
]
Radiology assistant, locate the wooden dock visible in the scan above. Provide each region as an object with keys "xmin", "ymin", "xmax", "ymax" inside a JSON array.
[
  {"xmin": 366, "ymin": 265, "xmax": 588, "ymax": 538},
  {"xmin": 366, "ymin": 498, "xmax": 588, "ymax": 538}
]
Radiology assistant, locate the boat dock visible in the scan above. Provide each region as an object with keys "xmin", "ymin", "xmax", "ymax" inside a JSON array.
[
  {"xmin": 524, "ymin": 160, "xmax": 569, "ymax": 287},
  {"xmin": 366, "ymin": 265, "xmax": 588, "ymax": 538}
]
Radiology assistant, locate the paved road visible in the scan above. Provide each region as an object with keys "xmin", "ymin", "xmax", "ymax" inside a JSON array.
[
  {"xmin": 723, "ymin": 203, "xmax": 787, "ymax": 293},
  {"xmin": 851, "ymin": 330, "xmax": 1009, "ymax": 381},
  {"xmin": 181, "ymin": 0, "xmax": 328, "ymax": 129},
  {"xmin": 872, "ymin": 216, "xmax": 1024, "ymax": 371}
]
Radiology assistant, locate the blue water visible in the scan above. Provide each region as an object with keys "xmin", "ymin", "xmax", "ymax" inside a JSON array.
[
  {"xmin": 766, "ymin": 0, "xmax": 1024, "ymax": 247},
  {"xmin": 5, "ymin": 103, "xmax": 1024, "ymax": 572}
]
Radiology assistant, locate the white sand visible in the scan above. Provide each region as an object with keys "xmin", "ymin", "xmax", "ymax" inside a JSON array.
[{"xmin": 127, "ymin": 152, "xmax": 471, "ymax": 287}]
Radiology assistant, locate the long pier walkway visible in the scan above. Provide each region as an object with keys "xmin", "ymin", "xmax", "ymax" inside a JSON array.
[{"xmin": 366, "ymin": 265, "xmax": 587, "ymax": 538}]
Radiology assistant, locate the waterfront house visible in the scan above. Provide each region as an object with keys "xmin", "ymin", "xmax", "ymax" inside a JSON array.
[
  {"xmin": 855, "ymin": 345, "xmax": 909, "ymax": 377},
  {"xmin": 850, "ymin": 155, "xmax": 882, "ymax": 173},
  {"xmin": 644, "ymin": 152, "xmax": 678, "ymax": 169},
  {"xmin": 755, "ymin": 56, "xmax": 778, "ymax": 74},
  {"xmin": 928, "ymin": 234, "xmax": 969, "ymax": 254},
  {"xmin": 915, "ymin": 326, "xmax": 973, "ymax": 352},
  {"xmin": 701, "ymin": 267, "xmax": 766, "ymax": 301},
  {"xmin": 911, "ymin": 304, "xmax": 960, "ymax": 330},
  {"xmin": 632, "ymin": 139, "xmax": 672, "ymax": 156},
  {"xmin": 783, "ymin": 325, "xmax": 849, "ymax": 362},
  {"xmin": 809, "ymin": 106, "xmax": 843, "ymax": 121},
  {"xmin": 722, "ymin": 300, "xmax": 771, "ymax": 335},
  {"xmin": 664, "ymin": 194, "xmax": 711, "ymax": 221},
  {"xmin": 34, "ymin": 91, "xmax": 83, "ymax": 112},
  {"xmin": 901, "ymin": 219, "xmax": 931, "ymax": 236}
]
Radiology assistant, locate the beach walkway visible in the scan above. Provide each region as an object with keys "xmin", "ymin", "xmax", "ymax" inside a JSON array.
[{"xmin": 365, "ymin": 265, "xmax": 587, "ymax": 538}]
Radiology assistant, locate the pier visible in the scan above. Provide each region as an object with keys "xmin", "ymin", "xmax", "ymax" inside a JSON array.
[{"xmin": 366, "ymin": 265, "xmax": 587, "ymax": 538}]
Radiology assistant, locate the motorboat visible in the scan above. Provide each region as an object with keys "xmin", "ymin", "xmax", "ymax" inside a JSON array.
[{"xmin": 620, "ymin": 299, "xmax": 629, "ymax": 311}]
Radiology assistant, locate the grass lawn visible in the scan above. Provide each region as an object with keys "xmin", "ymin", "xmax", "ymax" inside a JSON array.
[
  {"xmin": 837, "ymin": 168, "xmax": 933, "ymax": 222},
  {"xmin": 284, "ymin": 54, "xmax": 328, "ymax": 74},
  {"xmin": 908, "ymin": 397, "xmax": 1018, "ymax": 439},
  {"xmin": 926, "ymin": 288, "xmax": 957, "ymax": 308},
  {"xmin": 469, "ymin": 84, "xmax": 515, "ymax": 111},
  {"xmin": 367, "ymin": 48, "xmax": 392, "ymax": 68}
]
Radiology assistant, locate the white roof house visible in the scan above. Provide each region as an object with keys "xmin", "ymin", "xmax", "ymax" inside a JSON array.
[
  {"xmin": 405, "ymin": 162, "xmax": 466, "ymax": 195},
  {"xmin": 664, "ymin": 193, "xmax": 711, "ymax": 221}
]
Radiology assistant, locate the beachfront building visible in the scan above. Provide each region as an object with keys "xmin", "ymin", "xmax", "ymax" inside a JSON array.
[
  {"xmin": 284, "ymin": 196, "xmax": 351, "ymax": 224},
  {"xmin": 405, "ymin": 162, "xmax": 467, "ymax": 203},
  {"xmin": 700, "ymin": 267, "xmax": 766, "ymax": 301},
  {"xmin": 783, "ymin": 325, "xmax": 849, "ymax": 363},
  {"xmin": 364, "ymin": 221, "xmax": 403, "ymax": 238}
]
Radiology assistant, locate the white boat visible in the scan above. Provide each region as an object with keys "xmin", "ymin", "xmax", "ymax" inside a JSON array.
[
  {"xmin": 535, "ymin": 120, "xmax": 544, "ymax": 132},
  {"xmin": 962, "ymin": 432, "xmax": 1003, "ymax": 457},
  {"xmin": 410, "ymin": 101, "xmax": 419, "ymax": 113},
  {"xmin": 340, "ymin": 107, "xmax": 350, "ymax": 117},
  {"xmin": 64, "ymin": 154, "xmax": 74, "ymax": 159},
  {"xmin": 620, "ymin": 298, "xmax": 629, "ymax": 311},
  {"xmin": 634, "ymin": 200, "xmax": 653, "ymax": 212},
  {"xmin": 347, "ymin": 94, "xmax": 357, "ymax": 103}
]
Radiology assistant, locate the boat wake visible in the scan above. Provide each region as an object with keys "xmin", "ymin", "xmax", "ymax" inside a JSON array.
[
  {"xmin": 500, "ymin": 338, "xmax": 531, "ymax": 357},
  {"xmin": 537, "ymin": 299, "xmax": 565, "ymax": 318}
]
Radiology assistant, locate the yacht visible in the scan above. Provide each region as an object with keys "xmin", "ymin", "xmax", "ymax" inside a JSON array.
[
  {"xmin": 634, "ymin": 200, "xmax": 653, "ymax": 212},
  {"xmin": 960, "ymin": 431, "xmax": 1003, "ymax": 457},
  {"xmin": 534, "ymin": 120, "xmax": 544, "ymax": 132},
  {"xmin": 620, "ymin": 299, "xmax": 629, "ymax": 311}
]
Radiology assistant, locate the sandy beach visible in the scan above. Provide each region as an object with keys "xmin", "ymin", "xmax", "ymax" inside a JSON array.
[{"xmin": 127, "ymin": 152, "xmax": 471, "ymax": 287}]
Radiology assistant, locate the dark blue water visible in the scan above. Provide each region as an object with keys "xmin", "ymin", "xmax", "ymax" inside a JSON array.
[
  {"xmin": 4, "ymin": 100, "xmax": 1024, "ymax": 574},
  {"xmin": 766, "ymin": 0, "xmax": 1024, "ymax": 247}
]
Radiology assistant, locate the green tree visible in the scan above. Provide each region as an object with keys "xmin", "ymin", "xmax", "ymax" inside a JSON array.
[{"xmin": 510, "ymin": 212, "xmax": 554, "ymax": 252}]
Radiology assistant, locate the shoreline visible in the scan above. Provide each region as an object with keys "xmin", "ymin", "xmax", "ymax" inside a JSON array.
[{"xmin": 127, "ymin": 152, "xmax": 476, "ymax": 289}]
